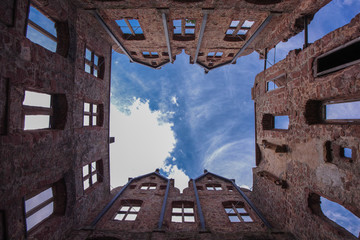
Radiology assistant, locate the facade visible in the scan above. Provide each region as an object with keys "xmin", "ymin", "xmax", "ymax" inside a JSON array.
[{"xmin": 0, "ymin": 0, "xmax": 359, "ymax": 240}]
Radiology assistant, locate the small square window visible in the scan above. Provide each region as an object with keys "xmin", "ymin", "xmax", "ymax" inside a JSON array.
[
  {"xmin": 84, "ymin": 48, "xmax": 103, "ymax": 78},
  {"xmin": 114, "ymin": 201, "xmax": 142, "ymax": 221},
  {"xmin": 82, "ymin": 160, "xmax": 103, "ymax": 191},
  {"xmin": 171, "ymin": 202, "xmax": 195, "ymax": 223},
  {"xmin": 83, "ymin": 102, "xmax": 103, "ymax": 127}
]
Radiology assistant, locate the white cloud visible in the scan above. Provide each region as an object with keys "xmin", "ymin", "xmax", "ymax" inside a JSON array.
[
  {"xmin": 171, "ymin": 96, "xmax": 179, "ymax": 106},
  {"xmin": 110, "ymin": 99, "xmax": 177, "ymax": 187},
  {"xmin": 163, "ymin": 165, "xmax": 190, "ymax": 192}
]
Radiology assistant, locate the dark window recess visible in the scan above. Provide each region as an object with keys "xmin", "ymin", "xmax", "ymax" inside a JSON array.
[
  {"xmin": 0, "ymin": 78, "xmax": 9, "ymax": 135},
  {"xmin": 130, "ymin": 51, "xmax": 137, "ymax": 55},
  {"xmin": 160, "ymin": 185, "xmax": 167, "ymax": 190},
  {"xmin": 162, "ymin": 52, "xmax": 169, "ymax": 56},
  {"xmin": 196, "ymin": 186, "xmax": 203, "ymax": 191},
  {"xmin": 228, "ymin": 53, "xmax": 234, "ymax": 57},
  {"xmin": 304, "ymin": 100, "xmax": 322, "ymax": 124},
  {"xmin": 129, "ymin": 185, "xmax": 136, "ymax": 189},
  {"xmin": 324, "ymin": 141, "xmax": 333, "ymax": 163},
  {"xmin": 315, "ymin": 38, "xmax": 360, "ymax": 76}
]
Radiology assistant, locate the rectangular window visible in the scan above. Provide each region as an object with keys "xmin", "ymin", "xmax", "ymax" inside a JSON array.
[
  {"xmin": 82, "ymin": 160, "xmax": 102, "ymax": 191},
  {"xmin": 83, "ymin": 102, "xmax": 102, "ymax": 127},
  {"xmin": 173, "ymin": 19, "xmax": 196, "ymax": 41},
  {"xmin": 114, "ymin": 200, "xmax": 142, "ymax": 221},
  {"xmin": 223, "ymin": 202, "xmax": 253, "ymax": 223},
  {"xmin": 266, "ymin": 80, "xmax": 279, "ymax": 92},
  {"xmin": 84, "ymin": 48, "xmax": 102, "ymax": 78},
  {"xmin": 274, "ymin": 116, "xmax": 289, "ymax": 130},
  {"xmin": 142, "ymin": 51, "xmax": 159, "ymax": 58},
  {"xmin": 324, "ymin": 101, "xmax": 360, "ymax": 121},
  {"xmin": 26, "ymin": 5, "xmax": 57, "ymax": 52},
  {"xmin": 206, "ymin": 184, "xmax": 222, "ymax": 191},
  {"xmin": 171, "ymin": 202, "xmax": 195, "ymax": 223},
  {"xmin": 224, "ymin": 20, "xmax": 254, "ymax": 41},
  {"xmin": 24, "ymin": 187, "xmax": 54, "ymax": 231},
  {"xmin": 341, "ymin": 147, "xmax": 352, "ymax": 159},
  {"xmin": 315, "ymin": 38, "xmax": 360, "ymax": 77},
  {"xmin": 140, "ymin": 183, "xmax": 156, "ymax": 190},
  {"xmin": 23, "ymin": 91, "xmax": 51, "ymax": 130},
  {"xmin": 115, "ymin": 19, "xmax": 145, "ymax": 40},
  {"xmin": 0, "ymin": 78, "xmax": 9, "ymax": 135}
]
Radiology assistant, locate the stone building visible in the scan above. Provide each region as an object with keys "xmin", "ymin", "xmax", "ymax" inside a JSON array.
[{"xmin": 0, "ymin": 0, "xmax": 359, "ymax": 240}]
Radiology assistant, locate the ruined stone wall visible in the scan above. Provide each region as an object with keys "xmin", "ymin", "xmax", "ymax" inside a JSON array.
[
  {"xmin": 0, "ymin": 0, "xmax": 112, "ymax": 239},
  {"xmin": 252, "ymin": 13, "xmax": 360, "ymax": 240}
]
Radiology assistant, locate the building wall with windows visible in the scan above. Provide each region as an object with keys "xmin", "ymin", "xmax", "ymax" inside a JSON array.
[
  {"xmin": 72, "ymin": 170, "xmax": 292, "ymax": 240},
  {"xmin": 0, "ymin": 0, "xmax": 112, "ymax": 239},
  {"xmin": 91, "ymin": 0, "xmax": 330, "ymax": 71},
  {"xmin": 252, "ymin": 12, "xmax": 360, "ymax": 240}
]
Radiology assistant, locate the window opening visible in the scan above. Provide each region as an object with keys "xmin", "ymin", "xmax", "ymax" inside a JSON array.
[
  {"xmin": 84, "ymin": 48, "xmax": 102, "ymax": 78},
  {"xmin": 223, "ymin": 201, "xmax": 253, "ymax": 223},
  {"xmin": 274, "ymin": 116, "xmax": 289, "ymax": 130},
  {"xmin": 315, "ymin": 38, "xmax": 360, "ymax": 76},
  {"xmin": 26, "ymin": 5, "xmax": 57, "ymax": 52},
  {"xmin": 173, "ymin": 19, "xmax": 196, "ymax": 41},
  {"xmin": 83, "ymin": 160, "xmax": 102, "ymax": 190},
  {"xmin": 171, "ymin": 202, "xmax": 195, "ymax": 223},
  {"xmin": 227, "ymin": 186, "xmax": 234, "ymax": 192},
  {"xmin": 83, "ymin": 102, "xmax": 102, "ymax": 127},
  {"xmin": 341, "ymin": 147, "xmax": 352, "ymax": 159},
  {"xmin": 24, "ymin": 187, "xmax": 54, "ymax": 231},
  {"xmin": 114, "ymin": 200, "xmax": 142, "ymax": 221},
  {"xmin": 266, "ymin": 80, "xmax": 279, "ymax": 92},
  {"xmin": 309, "ymin": 193, "xmax": 360, "ymax": 237},
  {"xmin": 224, "ymin": 19, "xmax": 254, "ymax": 41},
  {"xmin": 206, "ymin": 184, "xmax": 222, "ymax": 191},
  {"xmin": 142, "ymin": 51, "xmax": 159, "ymax": 58},
  {"xmin": 116, "ymin": 19, "xmax": 145, "ymax": 40},
  {"xmin": 324, "ymin": 101, "xmax": 360, "ymax": 121},
  {"xmin": 140, "ymin": 183, "xmax": 156, "ymax": 190},
  {"xmin": 23, "ymin": 91, "xmax": 51, "ymax": 130}
]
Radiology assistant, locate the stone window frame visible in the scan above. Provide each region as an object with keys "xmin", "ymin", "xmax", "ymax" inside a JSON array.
[
  {"xmin": 82, "ymin": 159, "xmax": 103, "ymax": 192},
  {"xmin": 25, "ymin": 3, "xmax": 69, "ymax": 57},
  {"xmin": 172, "ymin": 19, "xmax": 196, "ymax": 41},
  {"xmin": 222, "ymin": 201, "xmax": 254, "ymax": 223},
  {"xmin": 171, "ymin": 201, "xmax": 195, "ymax": 223},
  {"xmin": 223, "ymin": 20, "xmax": 254, "ymax": 42},
  {"xmin": 23, "ymin": 179, "xmax": 66, "ymax": 233},
  {"xmin": 113, "ymin": 200, "xmax": 143, "ymax": 221},
  {"xmin": 22, "ymin": 90, "xmax": 67, "ymax": 131},
  {"xmin": 313, "ymin": 37, "xmax": 360, "ymax": 77},
  {"xmin": 324, "ymin": 141, "xmax": 356, "ymax": 164},
  {"xmin": 116, "ymin": 18, "xmax": 145, "ymax": 40},
  {"xmin": 84, "ymin": 47, "xmax": 105, "ymax": 79},
  {"xmin": 305, "ymin": 98, "xmax": 360, "ymax": 125},
  {"xmin": 206, "ymin": 183, "xmax": 222, "ymax": 191},
  {"xmin": 83, "ymin": 102, "xmax": 104, "ymax": 127}
]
